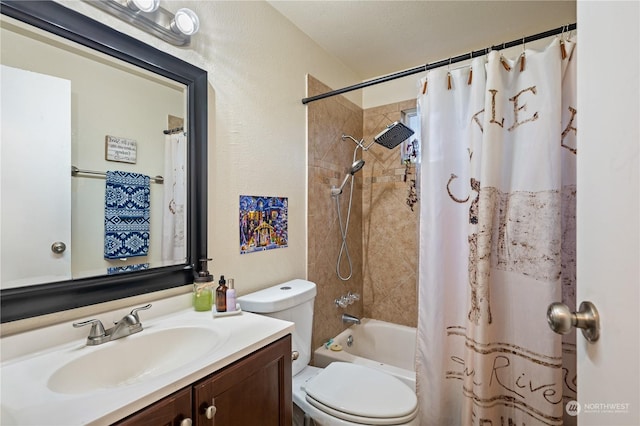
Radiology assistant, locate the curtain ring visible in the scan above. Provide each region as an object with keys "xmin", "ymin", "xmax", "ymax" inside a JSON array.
[
  {"xmin": 422, "ymin": 63, "xmax": 429, "ymax": 94},
  {"xmin": 499, "ymin": 43, "xmax": 512, "ymax": 71},
  {"xmin": 520, "ymin": 37, "xmax": 527, "ymax": 72}
]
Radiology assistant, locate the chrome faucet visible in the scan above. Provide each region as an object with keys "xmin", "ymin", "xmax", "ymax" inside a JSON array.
[
  {"xmin": 73, "ymin": 304, "xmax": 151, "ymax": 346},
  {"xmin": 341, "ymin": 313, "xmax": 361, "ymax": 325}
]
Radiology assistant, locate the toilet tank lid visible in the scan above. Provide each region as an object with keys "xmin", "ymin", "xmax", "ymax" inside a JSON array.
[{"xmin": 238, "ymin": 279, "xmax": 317, "ymax": 313}]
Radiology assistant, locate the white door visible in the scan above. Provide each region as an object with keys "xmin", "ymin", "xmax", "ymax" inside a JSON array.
[
  {"xmin": 0, "ymin": 65, "xmax": 72, "ymax": 288},
  {"xmin": 575, "ymin": 2, "xmax": 639, "ymax": 425}
]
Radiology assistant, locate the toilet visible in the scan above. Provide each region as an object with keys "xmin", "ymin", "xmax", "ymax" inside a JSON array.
[{"xmin": 238, "ymin": 279, "xmax": 418, "ymax": 426}]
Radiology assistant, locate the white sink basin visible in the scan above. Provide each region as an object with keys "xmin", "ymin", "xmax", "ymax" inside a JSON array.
[{"xmin": 47, "ymin": 326, "xmax": 227, "ymax": 394}]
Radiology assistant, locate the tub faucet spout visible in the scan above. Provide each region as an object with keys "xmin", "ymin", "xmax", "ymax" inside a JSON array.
[{"xmin": 342, "ymin": 313, "xmax": 361, "ymax": 325}]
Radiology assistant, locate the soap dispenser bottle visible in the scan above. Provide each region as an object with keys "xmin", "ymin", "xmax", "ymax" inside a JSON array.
[
  {"xmin": 193, "ymin": 259, "xmax": 213, "ymax": 312},
  {"xmin": 216, "ymin": 275, "xmax": 228, "ymax": 312}
]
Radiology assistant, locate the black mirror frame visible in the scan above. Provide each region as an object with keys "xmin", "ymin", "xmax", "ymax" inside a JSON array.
[{"xmin": 0, "ymin": 0, "xmax": 207, "ymax": 323}]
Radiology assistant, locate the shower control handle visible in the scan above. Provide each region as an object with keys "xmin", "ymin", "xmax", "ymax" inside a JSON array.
[{"xmin": 546, "ymin": 301, "xmax": 600, "ymax": 342}]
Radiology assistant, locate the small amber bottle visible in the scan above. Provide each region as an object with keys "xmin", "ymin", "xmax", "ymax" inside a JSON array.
[{"xmin": 216, "ymin": 275, "xmax": 228, "ymax": 312}]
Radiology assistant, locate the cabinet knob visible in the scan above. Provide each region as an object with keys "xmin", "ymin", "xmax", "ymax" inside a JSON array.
[
  {"xmin": 180, "ymin": 419, "xmax": 192, "ymax": 426},
  {"xmin": 205, "ymin": 405, "xmax": 216, "ymax": 420}
]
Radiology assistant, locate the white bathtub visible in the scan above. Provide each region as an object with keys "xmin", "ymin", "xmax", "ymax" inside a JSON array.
[{"xmin": 313, "ymin": 318, "xmax": 417, "ymax": 391}]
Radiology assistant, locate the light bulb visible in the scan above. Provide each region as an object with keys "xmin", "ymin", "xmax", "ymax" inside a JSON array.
[
  {"xmin": 127, "ymin": 0, "xmax": 160, "ymax": 13},
  {"xmin": 171, "ymin": 8, "xmax": 200, "ymax": 36}
]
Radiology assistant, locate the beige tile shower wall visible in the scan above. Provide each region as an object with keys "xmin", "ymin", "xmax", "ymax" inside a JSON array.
[
  {"xmin": 362, "ymin": 100, "xmax": 418, "ymax": 328},
  {"xmin": 307, "ymin": 76, "xmax": 364, "ymax": 353}
]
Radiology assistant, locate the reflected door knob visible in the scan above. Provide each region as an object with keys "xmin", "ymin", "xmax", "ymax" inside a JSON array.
[
  {"xmin": 547, "ymin": 301, "xmax": 600, "ymax": 342},
  {"xmin": 51, "ymin": 241, "xmax": 66, "ymax": 254}
]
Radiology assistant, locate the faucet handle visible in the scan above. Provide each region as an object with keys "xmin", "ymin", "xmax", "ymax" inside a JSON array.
[
  {"xmin": 73, "ymin": 318, "xmax": 106, "ymax": 338},
  {"xmin": 130, "ymin": 304, "xmax": 152, "ymax": 321}
]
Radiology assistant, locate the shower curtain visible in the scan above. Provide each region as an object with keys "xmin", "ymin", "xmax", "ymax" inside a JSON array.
[
  {"xmin": 416, "ymin": 37, "xmax": 577, "ymax": 426},
  {"xmin": 162, "ymin": 131, "xmax": 187, "ymax": 262}
]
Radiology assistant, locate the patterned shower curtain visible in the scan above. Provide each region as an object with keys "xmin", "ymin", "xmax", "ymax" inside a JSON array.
[{"xmin": 416, "ymin": 37, "xmax": 577, "ymax": 425}]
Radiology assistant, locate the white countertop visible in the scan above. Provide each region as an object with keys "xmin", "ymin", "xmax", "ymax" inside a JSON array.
[{"xmin": 0, "ymin": 308, "xmax": 294, "ymax": 425}]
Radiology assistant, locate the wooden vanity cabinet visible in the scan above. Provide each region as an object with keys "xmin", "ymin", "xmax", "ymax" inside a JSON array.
[
  {"xmin": 193, "ymin": 334, "xmax": 292, "ymax": 426},
  {"xmin": 113, "ymin": 335, "xmax": 292, "ymax": 426}
]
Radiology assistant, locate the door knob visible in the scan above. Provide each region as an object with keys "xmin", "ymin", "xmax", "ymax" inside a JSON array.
[{"xmin": 547, "ymin": 301, "xmax": 600, "ymax": 342}]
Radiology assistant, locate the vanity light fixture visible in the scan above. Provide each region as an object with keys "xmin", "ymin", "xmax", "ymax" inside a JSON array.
[{"xmin": 85, "ymin": 0, "xmax": 199, "ymax": 46}]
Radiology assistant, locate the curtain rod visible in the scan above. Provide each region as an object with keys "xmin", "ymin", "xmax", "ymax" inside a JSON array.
[{"xmin": 301, "ymin": 23, "xmax": 577, "ymax": 105}]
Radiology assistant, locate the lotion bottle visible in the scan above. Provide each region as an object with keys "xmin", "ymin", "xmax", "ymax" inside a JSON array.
[
  {"xmin": 216, "ymin": 275, "xmax": 227, "ymax": 312},
  {"xmin": 226, "ymin": 278, "xmax": 236, "ymax": 312}
]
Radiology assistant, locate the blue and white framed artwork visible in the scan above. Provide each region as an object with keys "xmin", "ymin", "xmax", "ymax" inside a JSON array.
[{"xmin": 239, "ymin": 195, "xmax": 288, "ymax": 254}]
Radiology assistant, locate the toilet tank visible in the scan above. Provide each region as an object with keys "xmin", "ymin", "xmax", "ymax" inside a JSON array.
[{"xmin": 238, "ymin": 279, "xmax": 316, "ymax": 376}]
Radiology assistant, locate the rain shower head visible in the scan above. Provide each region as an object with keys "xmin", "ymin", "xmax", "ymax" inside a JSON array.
[
  {"xmin": 374, "ymin": 121, "xmax": 415, "ymax": 149},
  {"xmin": 331, "ymin": 159, "xmax": 365, "ymax": 196}
]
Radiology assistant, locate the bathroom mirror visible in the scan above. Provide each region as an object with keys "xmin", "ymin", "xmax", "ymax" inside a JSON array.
[{"xmin": 0, "ymin": 0, "xmax": 208, "ymax": 323}]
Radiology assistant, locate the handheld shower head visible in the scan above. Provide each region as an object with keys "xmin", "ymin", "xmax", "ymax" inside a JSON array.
[
  {"xmin": 331, "ymin": 159, "xmax": 365, "ymax": 196},
  {"xmin": 349, "ymin": 159, "xmax": 365, "ymax": 175},
  {"xmin": 374, "ymin": 121, "xmax": 415, "ymax": 149}
]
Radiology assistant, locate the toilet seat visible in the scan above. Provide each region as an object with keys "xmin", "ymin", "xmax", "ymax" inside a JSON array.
[{"xmin": 303, "ymin": 362, "xmax": 418, "ymax": 425}]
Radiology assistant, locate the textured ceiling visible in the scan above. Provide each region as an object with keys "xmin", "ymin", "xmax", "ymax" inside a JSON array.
[{"xmin": 268, "ymin": 1, "xmax": 577, "ymax": 80}]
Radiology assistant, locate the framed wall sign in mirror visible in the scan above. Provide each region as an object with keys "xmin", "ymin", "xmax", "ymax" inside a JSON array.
[{"xmin": 0, "ymin": 0, "xmax": 208, "ymax": 323}]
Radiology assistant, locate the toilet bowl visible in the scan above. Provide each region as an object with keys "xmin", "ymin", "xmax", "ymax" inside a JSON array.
[{"xmin": 238, "ymin": 279, "xmax": 418, "ymax": 426}]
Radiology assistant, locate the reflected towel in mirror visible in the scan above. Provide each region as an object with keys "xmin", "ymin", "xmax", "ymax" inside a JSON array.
[{"xmin": 104, "ymin": 171, "xmax": 150, "ymax": 259}]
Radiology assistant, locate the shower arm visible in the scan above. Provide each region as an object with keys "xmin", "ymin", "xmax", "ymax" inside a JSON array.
[{"xmin": 341, "ymin": 134, "xmax": 376, "ymax": 151}]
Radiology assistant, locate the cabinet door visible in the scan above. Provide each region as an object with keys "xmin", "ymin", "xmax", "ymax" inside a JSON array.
[
  {"xmin": 193, "ymin": 335, "xmax": 292, "ymax": 426},
  {"xmin": 114, "ymin": 387, "xmax": 192, "ymax": 426}
]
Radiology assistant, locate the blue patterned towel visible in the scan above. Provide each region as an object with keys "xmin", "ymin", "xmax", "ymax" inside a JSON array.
[
  {"xmin": 107, "ymin": 263, "xmax": 150, "ymax": 275},
  {"xmin": 104, "ymin": 171, "xmax": 150, "ymax": 259}
]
